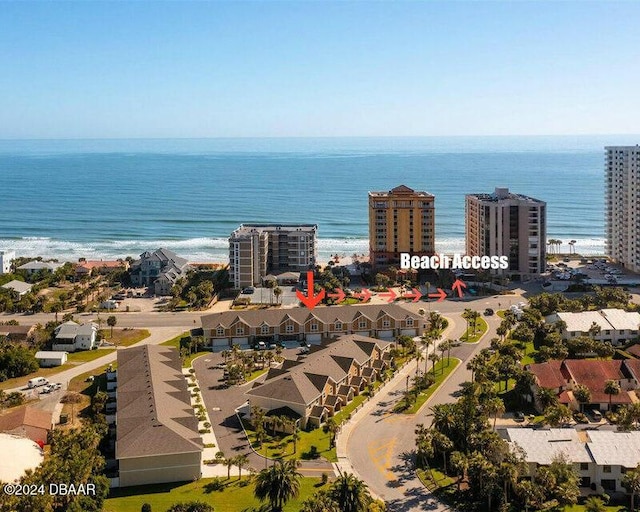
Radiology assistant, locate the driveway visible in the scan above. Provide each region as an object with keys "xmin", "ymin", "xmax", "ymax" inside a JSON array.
[
  {"xmin": 342, "ymin": 306, "xmax": 503, "ymax": 511},
  {"xmin": 193, "ymin": 349, "xmax": 335, "ymax": 478}
]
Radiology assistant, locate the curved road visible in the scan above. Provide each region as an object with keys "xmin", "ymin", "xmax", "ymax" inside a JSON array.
[{"xmin": 342, "ymin": 297, "xmax": 507, "ymax": 511}]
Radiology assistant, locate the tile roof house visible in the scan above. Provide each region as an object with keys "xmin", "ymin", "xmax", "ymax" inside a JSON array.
[
  {"xmin": 0, "ymin": 406, "xmax": 53, "ymax": 444},
  {"xmin": 75, "ymin": 259, "xmax": 129, "ymax": 278},
  {"xmin": 52, "ymin": 321, "xmax": 98, "ymax": 352},
  {"xmin": 129, "ymin": 248, "xmax": 191, "ymax": 296},
  {"xmin": 527, "ymin": 359, "xmax": 640, "ymax": 412},
  {"xmin": 202, "ymin": 303, "xmax": 424, "ymax": 349},
  {"xmin": 246, "ymin": 334, "xmax": 393, "ymax": 429},
  {"xmin": 507, "ymin": 428, "xmax": 640, "ymax": 495},
  {"xmin": 115, "ymin": 345, "xmax": 202, "ymax": 487}
]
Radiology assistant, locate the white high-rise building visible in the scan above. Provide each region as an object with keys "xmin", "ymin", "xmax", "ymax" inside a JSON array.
[
  {"xmin": 465, "ymin": 188, "xmax": 546, "ymax": 278},
  {"xmin": 0, "ymin": 250, "xmax": 15, "ymax": 274},
  {"xmin": 606, "ymin": 146, "xmax": 640, "ymax": 273}
]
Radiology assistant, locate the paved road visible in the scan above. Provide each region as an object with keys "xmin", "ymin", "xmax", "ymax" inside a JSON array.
[{"xmin": 342, "ymin": 298, "xmax": 507, "ymax": 511}]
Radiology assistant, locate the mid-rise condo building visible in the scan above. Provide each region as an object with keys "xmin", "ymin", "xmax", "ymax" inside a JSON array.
[
  {"xmin": 0, "ymin": 250, "xmax": 15, "ymax": 274},
  {"xmin": 465, "ymin": 187, "xmax": 546, "ymax": 278},
  {"xmin": 606, "ymin": 146, "xmax": 640, "ymax": 273},
  {"xmin": 368, "ymin": 185, "xmax": 435, "ymax": 268},
  {"xmin": 229, "ymin": 224, "xmax": 317, "ymax": 289}
]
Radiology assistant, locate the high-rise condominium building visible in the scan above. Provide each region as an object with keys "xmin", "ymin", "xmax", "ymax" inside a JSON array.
[
  {"xmin": 229, "ymin": 224, "xmax": 317, "ymax": 289},
  {"xmin": 0, "ymin": 250, "xmax": 15, "ymax": 274},
  {"xmin": 466, "ymin": 187, "xmax": 546, "ymax": 277},
  {"xmin": 606, "ymin": 146, "xmax": 640, "ymax": 273},
  {"xmin": 368, "ymin": 185, "xmax": 435, "ymax": 268}
]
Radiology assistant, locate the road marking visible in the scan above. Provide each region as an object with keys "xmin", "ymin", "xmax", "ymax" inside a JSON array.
[{"xmin": 368, "ymin": 437, "xmax": 396, "ymax": 481}]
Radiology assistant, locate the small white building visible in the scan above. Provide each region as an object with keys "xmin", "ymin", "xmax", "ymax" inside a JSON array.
[
  {"xmin": 0, "ymin": 250, "xmax": 15, "ymax": 274},
  {"xmin": 17, "ymin": 260, "xmax": 64, "ymax": 275},
  {"xmin": 546, "ymin": 308, "xmax": 640, "ymax": 345},
  {"xmin": 52, "ymin": 321, "xmax": 98, "ymax": 352},
  {"xmin": 35, "ymin": 351, "xmax": 68, "ymax": 367}
]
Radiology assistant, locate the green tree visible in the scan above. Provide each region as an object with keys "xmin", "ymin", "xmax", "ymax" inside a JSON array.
[
  {"xmin": 141, "ymin": 504, "xmax": 152, "ymax": 512},
  {"xmin": 300, "ymin": 490, "xmax": 341, "ymax": 512},
  {"xmin": 623, "ymin": 464, "xmax": 640, "ymax": 512},
  {"xmin": 535, "ymin": 387, "xmax": 558, "ymax": 412},
  {"xmin": 166, "ymin": 502, "xmax": 214, "ymax": 512},
  {"xmin": 273, "ymin": 286, "xmax": 283, "ymax": 305},
  {"xmin": 573, "ymin": 384, "xmax": 591, "ymax": 412},
  {"xmin": 328, "ymin": 473, "xmax": 372, "ymax": 512},
  {"xmin": 236, "ymin": 453, "xmax": 249, "ymax": 480},
  {"xmin": 253, "ymin": 459, "xmax": 302, "ymax": 512},
  {"xmin": 323, "ymin": 418, "xmax": 339, "ymax": 449},
  {"xmin": 604, "ymin": 379, "xmax": 620, "ymax": 411},
  {"xmin": 107, "ymin": 315, "xmax": 117, "ymax": 338},
  {"xmin": 584, "ymin": 496, "xmax": 608, "ymax": 512}
]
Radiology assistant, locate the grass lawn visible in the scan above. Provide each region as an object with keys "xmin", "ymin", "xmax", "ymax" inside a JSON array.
[
  {"xmin": 497, "ymin": 310, "xmax": 506, "ymax": 318},
  {"xmin": 104, "ymin": 476, "xmax": 329, "ymax": 512},
  {"xmin": 404, "ymin": 358, "xmax": 461, "ymax": 414},
  {"xmin": 0, "ymin": 365, "xmax": 73, "ymax": 390},
  {"xmin": 518, "ymin": 340, "xmax": 536, "ymax": 366},
  {"xmin": 66, "ymin": 348, "xmax": 115, "ymax": 363},
  {"xmin": 183, "ymin": 350, "xmax": 212, "ymax": 368},
  {"xmin": 161, "ymin": 331, "xmax": 191, "ymax": 349},
  {"xmin": 460, "ymin": 317, "xmax": 488, "ymax": 343},
  {"xmin": 245, "ymin": 367, "xmax": 269, "ymax": 383},
  {"xmin": 102, "ymin": 328, "xmax": 151, "ymax": 347}
]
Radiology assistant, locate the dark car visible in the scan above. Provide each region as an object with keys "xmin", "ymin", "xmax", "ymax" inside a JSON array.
[
  {"xmin": 514, "ymin": 411, "xmax": 525, "ymax": 422},
  {"xmin": 242, "ymin": 287, "xmax": 255, "ymax": 294},
  {"xmin": 484, "ymin": 308, "xmax": 494, "ymax": 316}
]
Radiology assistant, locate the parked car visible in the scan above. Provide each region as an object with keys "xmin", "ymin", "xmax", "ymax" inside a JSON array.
[
  {"xmin": 51, "ymin": 383, "xmax": 62, "ymax": 391},
  {"xmin": 257, "ymin": 341, "xmax": 266, "ymax": 350},
  {"xmin": 242, "ymin": 287, "xmax": 255, "ymax": 295},
  {"xmin": 484, "ymin": 308, "xmax": 494, "ymax": 316},
  {"xmin": 269, "ymin": 343, "xmax": 277, "ymax": 350},
  {"xmin": 299, "ymin": 347, "xmax": 310, "ymax": 354},
  {"xmin": 40, "ymin": 385, "xmax": 53, "ymax": 394},
  {"xmin": 451, "ymin": 339, "xmax": 462, "ymax": 347},
  {"xmin": 514, "ymin": 411, "xmax": 525, "ymax": 422},
  {"xmin": 27, "ymin": 377, "xmax": 48, "ymax": 389}
]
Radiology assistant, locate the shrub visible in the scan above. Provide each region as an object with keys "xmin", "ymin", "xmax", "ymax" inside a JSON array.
[
  {"xmin": 199, "ymin": 428, "xmax": 211, "ymax": 434},
  {"xmin": 321, "ymin": 472, "xmax": 329, "ymax": 485}
]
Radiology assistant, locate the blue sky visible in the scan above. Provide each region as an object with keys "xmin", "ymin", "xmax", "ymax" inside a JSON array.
[{"xmin": 1, "ymin": 1, "xmax": 638, "ymax": 138}]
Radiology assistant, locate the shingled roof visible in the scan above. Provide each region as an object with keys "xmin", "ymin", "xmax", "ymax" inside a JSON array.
[
  {"xmin": 246, "ymin": 334, "xmax": 392, "ymax": 406},
  {"xmin": 116, "ymin": 345, "xmax": 202, "ymax": 459},
  {"xmin": 202, "ymin": 303, "xmax": 422, "ymax": 330}
]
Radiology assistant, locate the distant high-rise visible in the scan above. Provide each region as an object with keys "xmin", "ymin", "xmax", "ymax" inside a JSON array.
[
  {"xmin": 0, "ymin": 250, "xmax": 15, "ymax": 274},
  {"xmin": 606, "ymin": 146, "xmax": 640, "ymax": 272},
  {"xmin": 229, "ymin": 224, "xmax": 317, "ymax": 289},
  {"xmin": 465, "ymin": 187, "xmax": 546, "ymax": 277},
  {"xmin": 368, "ymin": 185, "xmax": 435, "ymax": 268}
]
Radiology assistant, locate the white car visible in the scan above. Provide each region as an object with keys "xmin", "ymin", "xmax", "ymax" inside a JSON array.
[
  {"xmin": 40, "ymin": 385, "xmax": 53, "ymax": 394},
  {"xmin": 51, "ymin": 383, "xmax": 62, "ymax": 391}
]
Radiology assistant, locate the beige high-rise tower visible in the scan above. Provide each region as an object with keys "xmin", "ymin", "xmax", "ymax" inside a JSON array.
[
  {"xmin": 368, "ymin": 185, "xmax": 435, "ymax": 268},
  {"xmin": 465, "ymin": 187, "xmax": 546, "ymax": 278},
  {"xmin": 606, "ymin": 146, "xmax": 640, "ymax": 272}
]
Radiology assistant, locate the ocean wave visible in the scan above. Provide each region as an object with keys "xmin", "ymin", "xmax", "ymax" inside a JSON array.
[{"xmin": 0, "ymin": 235, "xmax": 606, "ymax": 263}]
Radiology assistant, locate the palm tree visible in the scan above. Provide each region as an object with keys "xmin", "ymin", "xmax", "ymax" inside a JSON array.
[
  {"xmin": 254, "ymin": 459, "xmax": 302, "ymax": 512},
  {"xmin": 584, "ymin": 496, "xmax": 608, "ymax": 512},
  {"xmin": 324, "ymin": 418, "xmax": 338, "ymax": 449},
  {"xmin": 225, "ymin": 456, "xmax": 236, "ymax": 480},
  {"xmin": 428, "ymin": 353, "xmax": 440, "ymax": 374},
  {"xmin": 328, "ymin": 473, "xmax": 372, "ymax": 512},
  {"xmin": 107, "ymin": 315, "xmax": 117, "ymax": 338},
  {"xmin": 273, "ymin": 286, "xmax": 282, "ymax": 305},
  {"xmin": 264, "ymin": 279, "xmax": 276, "ymax": 306},
  {"xmin": 415, "ymin": 351, "xmax": 424, "ymax": 374},
  {"xmin": 485, "ymin": 396, "xmax": 506, "ymax": 429},
  {"xmin": 604, "ymin": 379, "xmax": 621, "ymax": 411},
  {"xmin": 573, "ymin": 384, "xmax": 591, "ymax": 412},
  {"xmin": 450, "ymin": 451, "xmax": 468, "ymax": 490},
  {"xmin": 623, "ymin": 464, "xmax": 640, "ymax": 512},
  {"xmin": 300, "ymin": 491, "xmax": 341, "ymax": 512},
  {"xmin": 291, "ymin": 426, "xmax": 301, "ymax": 455},
  {"xmin": 431, "ymin": 431, "xmax": 453, "ymax": 473},
  {"xmin": 535, "ymin": 387, "xmax": 558, "ymax": 412},
  {"xmin": 421, "ymin": 334, "xmax": 432, "ymax": 374},
  {"xmin": 236, "ymin": 454, "xmax": 249, "ymax": 480}
]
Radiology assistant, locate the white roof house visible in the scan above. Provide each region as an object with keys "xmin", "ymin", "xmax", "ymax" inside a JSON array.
[
  {"xmin": 600, "ymin": 309, "xmax": 640, "ymax": 332},
  {"xmin": 547, "ymin": 311, "xmax": 611, "ymax": 334},
  {"xmin": 586, "ymin": 430, "xmax": 640, "ymax": 468},
  {"xmin": 506, "ymin": 428, "xmax": 592, "ymax": 465},
  {"xmin": 1, "ymin": 280, "xmax": 33, "ymax": 297},
  {"xmin": 35, "ymin": 351, "xmax": 68, "ymax": 367},
  {"xmin": 0, "ymin": 433, "xmax": 43, "ymax": 483},
  {"xmin": 545, "ymin": 308, "xmax": 640, "ymax": 344}
]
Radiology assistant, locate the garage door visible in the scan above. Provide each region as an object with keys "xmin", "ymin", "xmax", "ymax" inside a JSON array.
[
  {"xmin": 377, "ymin": 330, "xmax": 394, "ymax": 339},
  {"xmin": 401, "ymin": 329, "xmax": 417, "ymax": 336},
  {"xmin": 231, "ymin": 337, "xmax": 249, "ymax": 346},
  {"xmin": 306, "ymin": 334, "xmax": 322, "ymax": 343},
  {"xmin": 355, "ymin": 331, "xmax": 370, "ymax": 337}
]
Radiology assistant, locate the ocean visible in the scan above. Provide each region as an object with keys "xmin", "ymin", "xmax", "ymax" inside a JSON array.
[{"xmin": 0, "ymin": 135, "xmax": 637, "ymax": 264}]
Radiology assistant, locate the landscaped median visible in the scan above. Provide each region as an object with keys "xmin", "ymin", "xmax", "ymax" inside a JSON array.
[
  {"xmin": 461, "ymin": 316, "xmax": 488, "ymax": 343},
  {"xmin": 397, "ymin": 358, "xmax": 461, "ymax": 414}
]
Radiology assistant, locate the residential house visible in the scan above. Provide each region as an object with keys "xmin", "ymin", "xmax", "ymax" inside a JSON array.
[
  {"xmin": 546, "ymin": 309, "xmax": 640, "ymax": 345},
  {"xmin": 527, "ymin": 359, "xmax": 640, "ymax": 412},
  {"xmin": 507, "ymin": 428, "xmax": 640, "ymax": 495},
  {"xmin": 1, "ymin": 280, "xmax": 33, "ymax": 298},
  {"xmin": 0, "ymin": 406, "xmax": 53, "ymax": 444},
  {"xmin": 129, "ymin": 248, "xmax": 191, "ymax": 296},
  {"xmin": 115, "ymin": 345, "xmax": 202, "ymax": 487},
  {"xmin": 201, "ymin": 303, "xmax": 425, "ymax": 349},
  {"xmin": 52, "ymin": 321, "xmax": 98, "ymax": 352},
  {"xmin": 75, "ymin": 259, "xmax": 129, "ymax": 278},
  {"xmin": 17, "ymin": 260, "xmax": 64, "ymax": 275},
  {"xmin": 246, "ymin": 334, "xmax": 393, "ymax": 429},
  {"xmin": 0, "ymin": 324, "xmax": 36, "ymax": 343}
]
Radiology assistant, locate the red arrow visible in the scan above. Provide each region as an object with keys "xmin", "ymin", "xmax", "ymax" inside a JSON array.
[
  {"xmin": 354, "ymin": 288, "xmax": 371, "ymax": 302},
  {"xmin": 378, "ymin": 289, "xmax": 397, "ymax": 303},
  {"xmin": 428, "ymin": 288, "xmax": 447, "ymax": 302},
  {"xmin": 451, "ymin": 279, "xmax": 467, "ymax": 298},
  {"xmin": 296, "ymin": 271, "xmax": 326, "ymax": 310},
  {"xmin": 403, "ymin": 287, "xmax": 422, "ymax": 302},
  {"xmin": 327, "ymin": 288, "xmax": 346, "ymax": 303}
]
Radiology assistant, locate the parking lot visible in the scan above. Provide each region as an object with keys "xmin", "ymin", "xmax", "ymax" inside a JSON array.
[
  {"xmin": 543, "ymin": 258, "xmax": 640, "ymax": 287},
  {"xmin": 236, "ymin": 286, "xmax": 300, "ymax": 307}
]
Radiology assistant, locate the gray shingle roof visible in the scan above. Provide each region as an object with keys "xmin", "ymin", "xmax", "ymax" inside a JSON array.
[
  {"xmin": 116, "ymin": 345, "xmax": 202, "ymax": 459},
  {"xmin": 1, "ymin": 280, "xmax": 33, "ymax": 294}
]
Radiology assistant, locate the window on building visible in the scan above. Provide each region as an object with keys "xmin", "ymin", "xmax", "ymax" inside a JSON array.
[
  {"xmin": 216, "ymin": 327, "xmax": 224, "ymax": 336},
  {"xmin": 236, "ymin": 327, "xmax": 244, "ymax": 335},
  {"xmin": 286, "ymin": 324, "xmax": 294, "ymax": 333},
  {"xmin": 407, "ymin": 318, "xmax": 414, "ymax": 326},
  {"xmin": 580, "ymin": 463, "xmax": 589, "ymax": 471},
  {"xmin": 261, "ymin": 325, "xmax": 269, "ymax": 334},
  {"xmin": 382, "ymin": 320, "xmax": 390, "ymax": 328},
  {"xmin": 335, "ymin": 322, "xmax": 343, "ymax": 331},
  {"xmin": 311, "ymin": 323, "xmax": 318, "ymax": 331},
  {"xmin": 358, "ymin": 320, "xmax": 367, "ymax": 329},
  {"xmin": 603, "ymin": 465, "xmax": 612, "ymax": 473}
]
